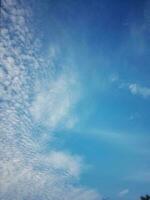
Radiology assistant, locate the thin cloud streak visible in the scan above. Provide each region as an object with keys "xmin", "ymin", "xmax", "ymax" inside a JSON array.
[{"xmin": 118, "ymin": 189, "xmax": 129, "ymax": 198}]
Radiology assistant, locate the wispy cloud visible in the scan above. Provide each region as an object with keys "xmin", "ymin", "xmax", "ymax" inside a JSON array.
[
  {"xmin": 118, "ymin": 189, "xmax": 129, "ymax": 198},
  {"xmin": 30, "ymin": 71, "xmax": 79, "ymax": 130},
  {"xmin": 45, "ymin": 151, "xmax": 83, "ymax": 177},
  {"xmin": 129, "ymin": 83, "xmax": 150, "ymax": 98},
  {"xmin": 0, "ymin": 0, "xmax": 101, "ymax": 199},
  {"xmin": 83, "ymin": 129, "xmax": 150, "ymax": 156}
]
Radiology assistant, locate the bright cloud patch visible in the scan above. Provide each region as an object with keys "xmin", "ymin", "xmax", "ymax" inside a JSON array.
[
  {"xmin": 30, "ymin": 72, "xmax": 78, "ymax": 129},
  {"xmin": 129, "ymin": 83, "xmax": 150, "ymax": 98},
  {"xmin": 47, "ymin": 151, "xmax": 83, "ymax": 177}
]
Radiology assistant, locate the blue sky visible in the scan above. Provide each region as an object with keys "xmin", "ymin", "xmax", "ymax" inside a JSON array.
[{"xmin": 1, "ymin": 0, "xmax": 150, "ymax": 199}]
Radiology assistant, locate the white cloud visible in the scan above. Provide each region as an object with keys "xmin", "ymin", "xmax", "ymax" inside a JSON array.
[
  {"xmin": 118, "ymin": 189, "xmax": 129, "ymax": 198},
  {"xmin": 0, "ymin": 0, "xmax": 101, "ymax": 199},
  {"xmin": 46, "ymin": 151, "xmax": 83, "ymax": 177},
  {"xmin": 30, "ymin": 72, "xmax": 78, "ymax": 129},
  {"xmin": 31, "ymin": 73, "xmax": 72, "ymax": 128},
  {"xmin": 129, "ymin": 83, "xmax": 150, "ymax": 98}
]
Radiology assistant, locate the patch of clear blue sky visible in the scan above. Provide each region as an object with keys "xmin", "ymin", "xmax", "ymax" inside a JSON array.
[{"xmin": 30, "ymin": 0, "xmax": 150, "ymax": 199}]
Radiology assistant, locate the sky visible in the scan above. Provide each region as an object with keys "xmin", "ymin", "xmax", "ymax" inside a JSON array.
[{"xmin": 0, "ymin": 0, "xmax": 150, "ymax": 200}]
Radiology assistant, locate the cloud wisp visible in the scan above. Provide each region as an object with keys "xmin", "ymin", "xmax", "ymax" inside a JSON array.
[
  {"xmin": 118, "ymin": 189, "xmax": 129, "ymax": 198},
  {"xmin": 0, "ymin": 0, "xmax": 101, "ymax": 199},
  {"xmin": 129, "ymin": 83, "xmax": 150, "ymax": 98}
]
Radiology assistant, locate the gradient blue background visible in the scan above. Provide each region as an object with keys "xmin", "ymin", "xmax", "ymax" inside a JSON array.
[{"xmin": 30, "ymin": 0, "xmax": 150, "ymax": 199}]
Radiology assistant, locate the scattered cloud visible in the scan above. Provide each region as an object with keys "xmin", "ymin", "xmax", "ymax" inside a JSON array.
[
  {"xmin": 129, "ymin": 83, "xmax": 150, "ymax": 98},
  {"xmin": 0, "ymin": 0, "xmax": 101, "ymax": 200}
]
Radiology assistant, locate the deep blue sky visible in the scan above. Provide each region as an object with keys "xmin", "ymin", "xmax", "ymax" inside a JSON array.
[{"xmin": 1, "ymin": 0, "xmax": 150, "ymax": 199}]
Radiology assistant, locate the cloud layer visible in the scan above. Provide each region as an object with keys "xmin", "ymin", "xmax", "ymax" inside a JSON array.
[{"xmin": 0, "ymin": 0, "xmax": 101, "ymax": 199}]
